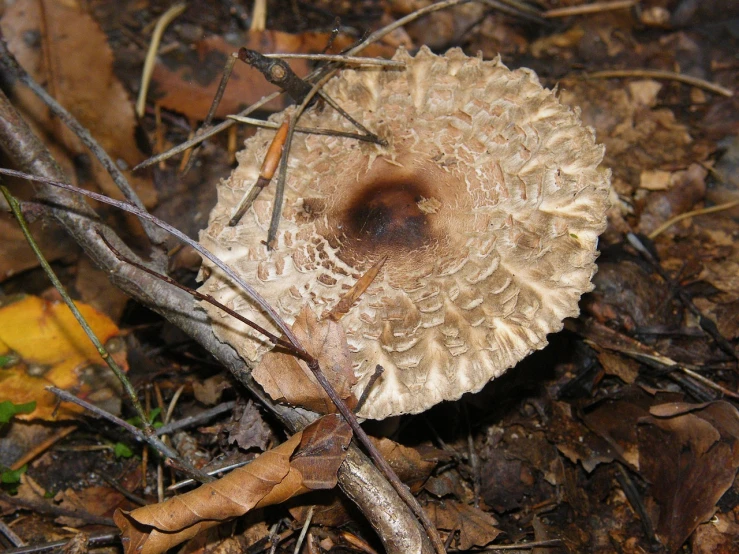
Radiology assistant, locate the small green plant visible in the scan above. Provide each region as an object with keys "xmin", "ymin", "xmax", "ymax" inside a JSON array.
[
  {"xmin": 0, "ymin": 400, "xmax": 36, "ymax": 424},
  {"xmin": 1, "ymin": 464, "xmax": 27, "ymax": 495},
  {"xmin": 126, "ymin": 407, "xmax": 163, "ymax": 430},
  {"xmin": 114, "ymin": 442, "xmax": 134, "ymax": 459}
]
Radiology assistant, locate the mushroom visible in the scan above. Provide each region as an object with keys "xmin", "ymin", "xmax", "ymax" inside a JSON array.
[{"xmin": 199, "ymin": 47, "xmax": 611, "ymax": 420}]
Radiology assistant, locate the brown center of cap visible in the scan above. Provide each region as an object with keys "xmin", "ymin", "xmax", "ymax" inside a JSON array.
[{"xmin": 346, "ymin": 181, "xmax": 428, "ymax": 247}]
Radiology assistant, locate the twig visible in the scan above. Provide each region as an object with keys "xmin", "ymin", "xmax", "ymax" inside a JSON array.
[
  {"xmin": 229, "ymin": 118, "xmax": 290, "ymax": 226},
  {"xmin": 44, "ymin": 387, "xmax": 173, "ymax": 462},
  {"xmin": 264, "ymin": 53, "xmax": 405, "ymax": 67},
  {"xmin": 648, "ymin": 199, "xmax": 739, "ymax": 239},
  {"xmin": 267, "ymin": 69, "xmax": 340, "ymax": 247},
  {"xmin": 178, "ymin": 53, "xmax": 239, "ymax": 175},
  {"xmin": 627, "ymin": 233, "xmax": 739, "ymax": 360},
  {"xmin": 133, "ymin": 91, "xmax": 281, "ymax": 169},
  {"xmin": 167, "ymin": 458, "xmax": 251, "ymax": 491},
  {"xmin": 226, "ymin": 115, "xmax": 383, "ymax": 143},
  {"xmin": 469, "ymin": 538, "xmax": 563, "ymax": 551},
  {"xmin": 0, "ymin": 532, "xmax": 119, "ymax": 554},
  {"xmin": 9, "ymin": 425, "xmax": 77, "ymax": 471},
  {"xmin": 97, "ymin": 231, "xmax": 295, "ymax": 351},
  {"xmin": 544, "ymin": 0, "xmax": 635, "ymax": 18},
  {"xmin": 587, "ymin": 69, "xmax": 734, "ymax": 97},
  {"xmin": 0, "ymin": 493, "xmax": 115, "ymax": 527},
  {"xmin": 136, "ymin": 3, "xmax": 187, "ymax": 117},
  {"xmin": 293, "ymin": 506, "xmax": 315, "ymax": 554},
  {"xmin": 251, "ymin": 0, "xmax": 267, "ymax": 32},
  {"xmin": 155, "ymin": 400, "xmax": 237, "ymax": 436},
  {"xmin": 0, "ymin": 520, "xmax": 25, "ymax": 547},
  {"xmin": 0, "ymin": 37, "xmax": 166, "ymax": 248},
  {"xmin": 98, "ymin": 472, "xmax": 147, "ymax": 506},
  {"xmin": 479, "ymin": 0, "xmax": 546, "ymax": 24}
]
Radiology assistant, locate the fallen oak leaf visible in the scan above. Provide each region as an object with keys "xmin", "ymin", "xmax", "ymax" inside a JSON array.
[
  {"xmin": 252, "ymin": 306, "xmax": 358, "ymax": 414},
  {"xmin": 114, "ymin": 414, "xmax": 352, "ymax": 554}
]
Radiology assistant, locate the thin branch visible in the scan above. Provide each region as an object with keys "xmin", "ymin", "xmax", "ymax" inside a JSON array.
[
  {"xmin": 98, "ymin": 231, "xmax": 296, "ymax": 350},
  {"xmin": 648, "ymin": 199, "xmax": 739, "ymax": 239},
  {"xmin": 627, "ymin": 233, "xmax": 738, "ymax": 360},
  {"xmin": 167, "ymin": 457, "xmax": 251, "ymax": 491},
  {"xmin": 267, "ymin": 69, "xmax": 340, "ymax": 246},
  {"xmin": 544, "ymin": 0, "xmax": 635, "ymax": 18},
  {"xmin": 134, "ymin": 90, "xmax": 282, "ymax": 170},
  {"xmin": 587, "ymin": 69, "xmax": 734, "ymax": 97},
  {"xmin": 0, "ymin": 532, "xmax": 119, "ymax": 554},
  {"xmin": 0, "ymin": 493, "xmax": 115, "ymax": 527},
  {"xmin": 155, "ymin": 400, "xmax": 237, "ymax": 436},
  {"xmin": 226, "ymin": 115, "xmax": 383, "ymax": 142},
  {"xmin": 264, "ymin": 53, "xmax": 405, "ymax": 67},
  {"xmin": 0, "ymin": 36, "xmax": 167, "ymax": 249},
  {"xmin": 136, "ymin": 3, "xmax": 187, "ymax": 117}
]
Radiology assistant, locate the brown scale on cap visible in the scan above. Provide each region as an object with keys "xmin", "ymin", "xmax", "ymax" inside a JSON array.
[{"xmin": 199, "ymin": 47, "xmax": 611, "ymax": 420}]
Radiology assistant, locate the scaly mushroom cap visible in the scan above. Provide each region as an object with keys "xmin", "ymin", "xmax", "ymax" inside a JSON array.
[{"xmin": 199, "ymin": 47, "xmax": 611, "ymax": 420}]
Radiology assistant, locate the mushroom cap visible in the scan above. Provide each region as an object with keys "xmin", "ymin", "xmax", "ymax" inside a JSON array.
[{"xmin": 199, "ymin": 47, "xmax": 611, "ymax": 420}]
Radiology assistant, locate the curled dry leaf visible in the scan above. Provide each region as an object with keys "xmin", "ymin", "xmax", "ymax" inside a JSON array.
[
  {"xmin": 115, "ymin": 414, "xmax": 352, "ymax": 554},
  {"xmin": 252, "ymin": 306, "xmax": 358, "ymax": 414}
]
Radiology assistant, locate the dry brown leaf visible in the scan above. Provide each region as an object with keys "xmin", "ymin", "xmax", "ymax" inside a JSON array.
[
  {"xmin": 115, "ymin": 414, "xmax": 352, "ymax": 554},
  {"xmin": 253, "ymin": 306, "xmax": 358, "ymax": 414},
  {"xmin": 426, "ymin": 500, "xmax": 502, "ymax": 550},
  {"xmin": 639, "ymin": 401, "xmax": 739, "ymax": 553},
  {"xmin": 291, "ymin": 414, "xmax": 353, "ymax": 490},
  {"xmin": 372, "ymin": 437, "xmax": 437, "ymax": 493},
  {"xmin": 0, "ymin": 0, "xmax": 156, "ymax": 209},
  {"xmin": 227, "ymin": 400, "xmax": 272, "ymax": 451}
]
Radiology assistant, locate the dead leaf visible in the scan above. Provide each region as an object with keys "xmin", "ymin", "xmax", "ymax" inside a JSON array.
[
  {"xmin": 252, "ymin": 306, "xmax": 358, "ymax": 414},
  {"xmin": 192, "ymin": 374, "xmax": 230, "ymax": 406},
  {"xmin": 372, "ymin": 437, "xmax": 438, "ymax": 493},
  {"xmin": 638, "ymin": 402, "xmax": 739, "ymax": 552},
  {"xmin": 0, "ymin": 215, "xmax": 74, "ymax": 283},
  {"xmin": 291, "ymin": 414, "xmax": 352, "ymax": 490},
  {"xmin": 115, "ymin": 414, "xmax": 352, "ymax": 554},
  {"xmin": 426, "ymin": 500, "xmax": 502, "ymax": 550},
  {"xmin": 227, "ymin": 400, "xmax": 272, "ymax": 451},
  {"xmin": 0, "ymin": 0, "xmax": 156, "ymax": 214},
  {"xmin": 0, "ymin": 295, "xmax": 128, "ymax": 420}
]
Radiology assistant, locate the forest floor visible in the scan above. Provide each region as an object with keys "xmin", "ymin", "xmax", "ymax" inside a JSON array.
[{"xmin": 1, "ymin": 1, "xmax": 738, "ymax": 553}]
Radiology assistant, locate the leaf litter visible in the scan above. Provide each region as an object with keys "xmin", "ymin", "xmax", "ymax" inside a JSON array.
[{"xmin": 0, "ymin": 1, "xmax": 738, "ymax": 553}]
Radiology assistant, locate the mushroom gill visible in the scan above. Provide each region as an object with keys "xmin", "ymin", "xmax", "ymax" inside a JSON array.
[{"xmin": 199, "ymin": 46, "xmax": 611, "ymax": 420}]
